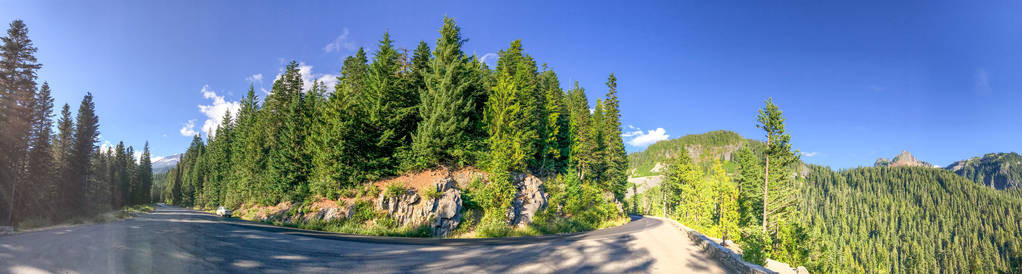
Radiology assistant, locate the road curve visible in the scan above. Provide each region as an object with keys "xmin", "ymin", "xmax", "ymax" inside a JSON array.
[{"xmin": 0, "ymin": 205, "xmax": 732, "ymax": 273}]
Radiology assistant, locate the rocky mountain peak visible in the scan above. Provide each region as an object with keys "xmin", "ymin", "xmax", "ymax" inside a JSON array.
[{"xmin": 875, "ymin": 150, "xmax": 932, "ymax": 168}]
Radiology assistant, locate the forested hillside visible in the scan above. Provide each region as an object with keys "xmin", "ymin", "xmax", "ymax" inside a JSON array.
[
  {"xmin": 802, "ymin": 166, "xmax": 1022, "ymax": 272},
  {"xmin": 946, "ymin": 152, "xmax": 1022, "ymax": 190},
  {"xmin": 626, "ymin": 130, "xmax": 763, "ymax": 177},
  {"xmin": 626, "ymin": 99, "xmax": 1022, "ymax": 272},
  {"xmin": 162, "ymin": 17, "xmax": 629, "ymax": 236},
  {"xmin": 0, "ymin": 20, "xmax": 154, "ymax": 228}
]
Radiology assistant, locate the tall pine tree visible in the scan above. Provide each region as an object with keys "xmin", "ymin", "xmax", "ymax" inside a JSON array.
[
  {"xmin": 600, "ymin": 74, "xmax": 627, "ymax": 200},
  {"xmin": 69, "ymin": 93, "xmax": 99, "ymax": 215},
  {"xmin": 756, "ymin": 98, "xmax": 799, "ymax": 233},
  {"xmin": 409, "ymin": 17, "xmax": 482, "ymax": 169}
]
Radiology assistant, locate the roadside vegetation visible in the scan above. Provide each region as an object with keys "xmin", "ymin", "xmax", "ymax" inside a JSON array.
[{"xmin": 159, "ymin": 17, "xmax": 629, "ymax": 237}]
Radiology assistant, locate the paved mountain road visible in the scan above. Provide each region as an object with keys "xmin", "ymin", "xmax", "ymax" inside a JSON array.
[{"xmin": 0, "ymin": 205, "xmax": 731, "ymax": 273}]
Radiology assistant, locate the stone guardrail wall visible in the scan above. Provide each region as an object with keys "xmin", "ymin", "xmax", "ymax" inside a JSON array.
[{"xmin": 649, "ymin": 216, "xmax": 776, "ymax": 274}]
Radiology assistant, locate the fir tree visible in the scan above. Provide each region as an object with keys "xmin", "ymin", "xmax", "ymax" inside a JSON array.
[
  {"xmin": 537, "ymin": 66, "xmax": 569, "ymax": 174},
  {"xmin": 409, "ymin": 17, "xmax": 481, "ymax": 169},
  {"xmin": 69, "ymin": 93, "xmax": 99, "ymax": 215},
  {"xmin": 600, "ymin": 74, "xmax": 628, "ymax": 200},
  {"xmin": 26, "ymin": 82, "xmax": 55, "ymax": 216},
  {"xmin": 138, "ymin": 142, "xmax": 153, "ymax": 204},
  {"xmin": 711, "ymin": 159, "xmax": 739, "ymax": 241},
  {"xmin": 0, "ymin": 19, "xmax": 41, "ymax": 226},
  {"xmin": 265, "ymin": 61, "xmax": 309, "ymax": 203},
  {"xmin": 567, "ymin": 82, "xmax": 599, "ymax": 182},
  {"xmin": 756, "ymin": 98, "xmax": 799, "ymax": 233}
]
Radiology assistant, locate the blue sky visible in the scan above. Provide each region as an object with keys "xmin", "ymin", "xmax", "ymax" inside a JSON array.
[{"xmin": 2, "ymin": 0, "xmax": 1021, "ymax": 169}]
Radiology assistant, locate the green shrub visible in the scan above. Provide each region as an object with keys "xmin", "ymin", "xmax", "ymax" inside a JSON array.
[
  {"xmin": 740, "ymin": 227, "xmax": 773, "ymax": 265},
  {"xmin": 384, "ymin": 183, "xmax": 408, "ymax": 198},
  {"xmin": 349, "ymin": 200, "xmax": 376, "ymax": 224},
  {"xmin": 340, "ymin": 187, "xmax": 359, "ymax": 198},
  {"xmin": 420, "ymin": 187, "xmax": 444, "ymax": 200}
]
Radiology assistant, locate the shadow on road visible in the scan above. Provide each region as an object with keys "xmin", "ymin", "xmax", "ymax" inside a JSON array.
[{"xmin": 1, "ymin": 206, "xmax": 728, "ymax": 273}]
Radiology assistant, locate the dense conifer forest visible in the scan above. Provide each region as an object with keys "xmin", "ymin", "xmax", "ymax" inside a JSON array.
[
  {"xmin": 0, "ymin": 20, "xmax": 153, "ymax": 228},
  {"xmin": 160, "ymin": 17, "xmax": 630, "ymax": 235},
  {"xmin": 629, "ymin": 102, "xmax": 1022, "ymax": 272}
]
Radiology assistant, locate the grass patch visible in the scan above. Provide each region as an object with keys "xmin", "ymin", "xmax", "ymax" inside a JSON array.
[
  {"xmin": 15, "ymin": 204, "xmax": 155, "ymax": 231},
  {"xmin": 419, "ymin": 187, "xmax": 443, "ymax": 200},
  {"xmin": 384, "ymin": 182, "xmax": 409, "ymax": 198}
]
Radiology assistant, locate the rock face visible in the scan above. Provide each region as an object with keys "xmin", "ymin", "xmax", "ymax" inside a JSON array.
[
  {"xmin": 507, "ymin": 172, "xmax": 548, "ymax": 227},
  {"xmin": 946, "ymin": 152, "xmax": 1022, "ymax": 189},
  {"xmin": 875, "ymin": 150, "xmax": 933, "ymax": 168},
  {"xmin": 376, "ymin": 177, "xmax": 463, "ymax": 237}
]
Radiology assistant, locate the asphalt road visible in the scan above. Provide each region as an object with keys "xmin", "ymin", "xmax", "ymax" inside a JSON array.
[{"xmin": 0, "ymin": 205, "xmax": 731, "ymax": 273}]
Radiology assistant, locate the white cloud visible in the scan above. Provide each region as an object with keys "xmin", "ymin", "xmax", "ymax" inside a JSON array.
[
  {"xmin": 100, "ymin": 140, "xmax": 114, "ymax": 152},
  {"xmin": 197, "ymin": 85, "xmax": 241, "ymax": 138},
  {"xmin": 479, "ymin": 53, "xmax": 497, "ymax": 66},
  {"xmin": 133, "ymin": 151, "xmax": 142, "ymax": 163},
  {"xmin": 324, "ymin": 28, "xmax": 356, "ymax": 53},
  {"xmin": 246, "ymin": 73, "xmax": 263, "ymax": 83},
  {"xmin": 272, "ymin": 62, "xmax": 338, "ymax": 93},
  {"xmin": 802, "ymin": 151, "xmax": 819, "ymax": 157},
  {"xmin": 623, "ymin": 126, "xmax": 669, "ymax": 147},
  {"xmin": 975, "ymin": 68, "xmax": 992, "ymax": 96},
  {"xmin": 179, "ymin": 119, "xmax": 198, "ymax": 137}
]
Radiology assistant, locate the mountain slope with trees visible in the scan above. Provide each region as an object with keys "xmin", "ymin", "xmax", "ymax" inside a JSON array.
[
  {"xmin": 945, "ymin": 152, "xmax": 1022, "ymax": 190},
  {"xmin": 802, "ymin": 165, "xmax": 1022, "ymax": 272},
  {"xmin": 627, "ymin": 130, "xmax": 764, "ymax": 177},
  {"xmin": 627, "ymin": 98, "xmax": 1022, "ymax": 272}
]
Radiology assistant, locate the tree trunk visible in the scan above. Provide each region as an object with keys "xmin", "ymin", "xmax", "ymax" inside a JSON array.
[
  {"xmin": 9, "ymin": 176, "xmax": 16, "ymax": 229},
  {"xmin": 762, "ymin": 154, "xmax": 769, "ymax": 233}
]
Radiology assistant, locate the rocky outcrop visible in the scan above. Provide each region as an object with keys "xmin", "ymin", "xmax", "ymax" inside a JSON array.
[
  {"xmin": 377, "ymin": 177, "xmax": 463, "ymax": 237},
  {"xmin": 946, "ymin": 152, "xmax": 1022, "ymax": 189},
  {"xmin": 507, "ymin": 172, "xmax": 548, "ymax": 227},
  {"xmin": 876, "ymin": 150, "xmax": 933, "ymax": 168},
  {"xmin": 626, "ymin": 175, "xmax": 665, "ymax": 198}
]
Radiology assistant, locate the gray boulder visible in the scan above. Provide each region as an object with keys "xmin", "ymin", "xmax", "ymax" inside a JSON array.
[
  {"xmin": 507, "ymin": 172, "xmax": 548, "ymax": 227},
  {"xmin": 376, "ymin": 177, "xmax": 463, "ymax": 237}
]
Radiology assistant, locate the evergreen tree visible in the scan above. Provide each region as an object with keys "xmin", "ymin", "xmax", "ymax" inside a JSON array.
[
  {"xmin": 26, "ymin": 82, "xmax": 55, "ymax": 216},
  {"xmin": 265, "ymin": 61, "xmax": 309, "ymax": 203},
  {"xmin": 711, "ymin": 159, "xmax": 740, "ymax": 241},
  {"xmin": 600, "ymin": 74, "xmax": 628, "ymax": 200},
  {"xmin": 735, "ymin": 146, "xmax": 764, "ymax": 227},
  {"xmin": 310, "ymin": 48, "xmax": 376, "ymax": 196},
  {"xmin": 755, "ymin": 98, "xmax": 799, "ymax": 233},
  {"xmin": 408, "ymin": 41, "xmax": 432, "ymax": 94},
  {"xmin": 0, "ymin": 19, "xmax": 41, "ymax": 226},
  {"xmin": 138, "ymin": 142, "xmax": 153, "ymax": 204},
  {"xmin": 537, "ymin": 66, "xmax": 569, "ymax": 174},
  {"xmin": 567, "ymin": 82, "xmax": 599, "ymax": 182},
  {"xmin": 363, "ymin": 32, "xmax": 419, "ymax": 178},
  {"xmin": 53, "ymin": 103, "xmax": 74, "ymax": 214},
  {"xmin": 487, "ymin": 40, "xmax": 539, "ymax": 172},
  {"xmin": 409, "ymin": 17, "xmax": 482, "ymax": 169},
  {"xmin": 229, "ymin": 86, "xmax": 262, "ymax": 206},
  {"xmin": 114, "ymin": 141, "xmax": 128, "ymax": 207},
  {"xmin": 69, "ymin": 93, "xmax": 99, "ymax": 215}
]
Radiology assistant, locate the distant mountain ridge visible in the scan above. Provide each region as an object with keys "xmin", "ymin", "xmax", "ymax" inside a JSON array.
[
  {"xmin": 627, "ymin": 130, "xmax": 763, "ymax": 177},
  {"xmin": 874, "ymin": 150, "xmax": 933, "ymax": 168},
  {"xmin": 152, "ymin": 154, "xmax": 181, "ymax": 173},
  {"xmin": 946, "ymin": 152, "xmax": 1022, "ymax": 190}
]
